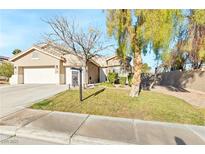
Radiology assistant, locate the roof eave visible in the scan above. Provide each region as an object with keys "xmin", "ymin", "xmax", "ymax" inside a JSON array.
[{"xmin": 10, "ymin": 46, "xmax": 64, "ymax": 62}]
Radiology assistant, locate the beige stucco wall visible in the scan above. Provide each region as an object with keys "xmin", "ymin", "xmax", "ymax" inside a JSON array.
[
  {"xmin": 11, "ymin": 48, "xmax": 102, "ymax": 85},
  {"xmin": 13, "ymin": 49, "xmax": 60, "ymax": 67},
  {"xmin": 18, "ymin": 67, "xmax": 24, "ymax": 84},
  {"xmin": 88, "ymin": 61, "xmax": 99, "ymax": 83},
  {"xmin": 107, "ymin": 57, "xmax": 121, "ymax": 66},
  {"xmin": 12, "ymin": 49, "xmax": 64, "ymax": 84},
  {"xmin": 107, "ymin": 66, "xmax": 121, "ymax": 73},
  {"xmin": 59, "ymin": 61, "xmax": 65, "ymax": 84},
  {"xmin": 160, "ymin": 70, "xmax": 205, "ymax": 92}
]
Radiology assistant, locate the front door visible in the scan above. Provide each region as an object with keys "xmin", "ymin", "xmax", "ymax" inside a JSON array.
[{"xmin": 72, "ymin": 70, "xmax": 79, "ymax": 87}]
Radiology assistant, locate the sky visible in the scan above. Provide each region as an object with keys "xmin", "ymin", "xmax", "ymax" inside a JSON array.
[{"xmin": 0, "ymin": 9, "xmax": 157, "ymax": 71}]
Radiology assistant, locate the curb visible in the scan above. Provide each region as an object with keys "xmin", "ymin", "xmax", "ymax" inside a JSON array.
[{"xmin": 1, "ymin": 110, "xmax": 205, "ymax": 145}]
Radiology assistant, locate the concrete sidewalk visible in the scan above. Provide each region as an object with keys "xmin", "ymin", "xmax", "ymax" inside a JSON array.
[{"xmin": 0, "ymin": 109, "xmax": 205, "ymax": 145}]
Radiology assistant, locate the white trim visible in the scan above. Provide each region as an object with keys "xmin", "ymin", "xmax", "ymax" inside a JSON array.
[
  {"xmin": 9, "ymin": 74, "xmax": 18, "ymax": 85},
  {"xmin": 65, "ymin": 67, "xmax": 85, "ymax": 86},
  {"xmin": 71, "ymin": 69, "xmax": 80, "ymax": 86}
]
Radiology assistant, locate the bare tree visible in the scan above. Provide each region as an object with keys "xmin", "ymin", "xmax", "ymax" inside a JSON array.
[{"xmin": 44, "ymin": 16, "xmax": 112, "ymax": 84}]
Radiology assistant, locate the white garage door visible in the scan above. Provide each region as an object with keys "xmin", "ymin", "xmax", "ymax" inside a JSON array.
[{"xmin": 24, "ymin": 67, "xmax": 57, "ymax": 84}]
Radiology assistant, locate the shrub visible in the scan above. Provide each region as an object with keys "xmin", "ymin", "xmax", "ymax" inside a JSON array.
[
  {"xmin": 119, "ymin": 77, "xmax": 127, "ymax": 85},
  {"xmin": 0, "ymin": 62, "xmax": 14, "ymax": 81},
  {"xmin": 128, "ymin": 73, "xmax": 133, "ymax": 86},
  {"xmin": 107, "ymin": 72, "xmax": 118, "ymax": 84}
]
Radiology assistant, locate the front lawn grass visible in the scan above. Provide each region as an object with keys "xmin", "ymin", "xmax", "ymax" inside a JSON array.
[
  {"xmin": 31, "ymin": 87, "xmax": 205, "ymax": 125},
  {"xmin": 97, "ymin": 82, "xmax": 114, "ymax": 87}
]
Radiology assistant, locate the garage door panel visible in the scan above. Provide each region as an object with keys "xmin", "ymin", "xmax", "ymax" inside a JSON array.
[{"xmin": 24, "ymin": 68, "xmax": 57, "ymax": 84}]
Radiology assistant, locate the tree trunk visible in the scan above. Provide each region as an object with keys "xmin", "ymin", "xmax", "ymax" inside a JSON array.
[
  {"xmin": 83, "ymin": 61, "xmax": 89, "ymax": 88},
  {"xmin": 149, "ymin": 67, "xmax": 158, "ymax": 90},
  {"xmin": 129, "ymin": 51, "xmax": 142, "ymax": 97},
  {"xmin": 84, "ymin": 66, "xmax": 89, "ymax": 86},
  {"xmin": 198, "ymin": 60, "xmax": 203, "ymax": 69}
]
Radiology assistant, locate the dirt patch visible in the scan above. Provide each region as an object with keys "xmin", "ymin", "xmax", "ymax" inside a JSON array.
[{"xmin": 152, "ymin": 86, "xmax": 205, "ymax": 108}]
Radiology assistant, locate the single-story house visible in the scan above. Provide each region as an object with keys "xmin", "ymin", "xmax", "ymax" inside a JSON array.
[
  {"xmin": 9, "ymin": 43, "xmax": 131, "ymax": 86},
  {"xmin": 0, "ymin": 56, "xmax": 9, "ymax": 64},
  {"xmin": 105, "ymin": 55, "xmax": 132, "ymax": 76}
]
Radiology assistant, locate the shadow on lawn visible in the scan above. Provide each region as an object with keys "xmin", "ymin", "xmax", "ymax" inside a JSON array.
[{"xmin": 82, "ymin": 88, "xmax": 106, "ymax": 101}]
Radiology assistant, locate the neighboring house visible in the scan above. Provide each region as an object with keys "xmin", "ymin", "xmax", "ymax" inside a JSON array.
[
  {"xmin": 0, "ymin": 56, "xmax": 9, "ymax": 64},
  {"xmin": 105, "ymin": 55, "xmax": 132, "ymax": 76},
  {"xmin": 9, "ymin": 43, "xmax": 132, "ymax": 86}
]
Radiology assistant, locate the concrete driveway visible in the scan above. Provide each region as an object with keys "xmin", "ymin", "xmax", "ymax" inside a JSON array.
[{"xmin": 0, "ymin": 84, "xmax": 68, "ymax": 118}]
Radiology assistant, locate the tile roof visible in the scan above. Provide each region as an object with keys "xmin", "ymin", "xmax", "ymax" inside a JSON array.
[
  {"xmin": 37, "ymin": 43, "xmax": 109, "ymax": 67},
  {"xmin": 0, "ymin": 56, "xmax": 9, "ymax": 60},
  {"xmin": 10, "ymin": 42, "xmax": 119, "ymax": 67}
]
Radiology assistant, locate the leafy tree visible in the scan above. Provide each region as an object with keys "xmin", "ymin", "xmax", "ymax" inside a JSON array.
[
  {"xmin": 141, "ymin": 63, "xmax": 151, "ymax": 73},
  {"xmin": 0, "ymin": 62, "xmax": 14, "ymax": 81},
  {"xmin": 106, "ymin": 10, "xmax": 182, "ymax": 97},
  {"xmin": 12, "ymin": 49, "xmax": 22, "ymax": 55},
  {"xmin": 182, "ymin": 10, "xmax": 205, "ymax": 69},
  {"xmin": 159, "ymin": 10, "xmax": 205, "ymax": 71},
  {"xmin": 161, "ymin": 50, "xmax": 172, "ymax": 71},
  {"xmin": 161, "ymin": 49, "xmax": 187, "ymax": 71}
]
